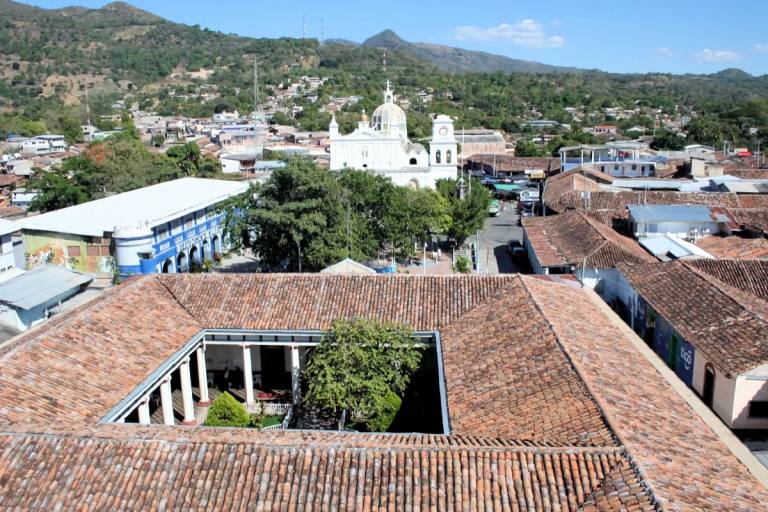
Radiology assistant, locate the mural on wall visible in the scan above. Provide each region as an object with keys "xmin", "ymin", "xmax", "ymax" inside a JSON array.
[{"xmin": 25, "ymin": 237, "xmax": 112, "ymax": 274}]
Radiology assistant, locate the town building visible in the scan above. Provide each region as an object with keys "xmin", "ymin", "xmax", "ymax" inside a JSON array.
[
  {"xmin": 329, "ymin": 81, "xmax": 457, "ymax": 189},
  {"xmin": 19, "ymin": 134, "xmax": 67, "ymax": 155},
  {"xmin": 0, "ymin": 219, "xmax": 20, "ymax": 282},
  {"xmin": 627, "ymin": 205, "xmax": 734, "ymax": 240},
  {"xmin": 617, "ymin": 259, "xmax": 768, "ymax": 430},
  {"xmin": 522, "ymin": 210, "xmax": 655, "ymax": 299},
  {"xmin": 559, "ymin": 144, "xmax": 662, "ymax": 176},
  {"xmin": 456, "ymin": 129, "xmax": 506, "ymax": 158},
  {"xmin": 0, "ymin": 265, "xmax": 92, "ymax": 331},
  {"xmin": 0, "ymin": 273, "xmax": 765, "ymax": 508},
  {"xmin": 17, "ymin": 178, "xmax": 248, "ymax": 277}
]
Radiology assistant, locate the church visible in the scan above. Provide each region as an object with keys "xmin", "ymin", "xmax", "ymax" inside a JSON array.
[{"xmin": 329, "ymin": 81, "xmax": 458, "ymax": 189}]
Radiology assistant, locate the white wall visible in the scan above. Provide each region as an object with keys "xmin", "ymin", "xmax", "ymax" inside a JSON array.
[{"xmin": 633, "ymin": 220, "xmax": 719, "ymax": 239}]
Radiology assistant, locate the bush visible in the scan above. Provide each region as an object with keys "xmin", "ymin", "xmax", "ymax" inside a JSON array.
[
  {"xmin": 454, "ymin": 255, "xmax": 471, "ymax": 274},
  {"xmin": 367, "ymin": 390, "xmax": 402, "ymax": 432},
  {"xmin": 203, "ymin": 391, "xmax": 251, "ymax": 427}
]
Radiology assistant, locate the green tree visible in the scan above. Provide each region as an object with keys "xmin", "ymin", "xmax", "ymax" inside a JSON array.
[
  {"xmin": 436, "ymin": 178, "xmax": 491, "ymax": 246},
  {"xmin": 650, "ymin": 129, "xmax": 686, "ymax": 150},
  {"xmin": 303, "ymin": 318, "xmax": 422, "ymax": 431},
  {"xmin": 203, "ymin": 391, "xmax": 252, "ymax": 427},
  {"xmin": 28, "ymin": 170, "xmax": 90, "ymax": 212},
  {"xmin": 514, "ymin": 139, "xmax": 543, "ymax": 157}
]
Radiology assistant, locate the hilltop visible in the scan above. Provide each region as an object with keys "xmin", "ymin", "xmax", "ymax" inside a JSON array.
[{"xmin": 361, "ymin": 29, "xmax": 585, "ymax": 74}]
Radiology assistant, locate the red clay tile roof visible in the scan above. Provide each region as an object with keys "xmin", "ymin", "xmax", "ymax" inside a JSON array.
[
  {"xmin": 0, "ymin": 277, "xmax": 201, "ymax": 426},
  {"xmin": 696, "ymin": 236, "xmax": 768, "ymax": 260},
  {"xmin": 523, "ymin": 210, "xmax": 654, "ymax": 268},
  {"xmin": 159, "ymin": 273, "xmax": 522, "ymax": 331},
  {"xmin": 523, "ymin": 276, "xmax": 768, "ymax": 510},
  {"xmin": 0, "ymin": 425, "xmax": 653, "ymax": 511},
  {"xmin": 620, "ymin": 260, "xmax": 768, "ymax": 376},
  {"xmin": 465, "ymin": 154, "xmax": 561, "ymax": 173},
  {"xmin": 440, "ymin": 279, "xmax": 614, "ymax": 446},
  {"xmin": 0, "ymin": 273, "xmax": 765, "ymax": 509},
  {"xmin": 684, "ymin": 258, "xmax": 768, "ymax": 301},
  {"xmin": 727, "ymin": 207, "xmax": 768, "ymax": 231}
]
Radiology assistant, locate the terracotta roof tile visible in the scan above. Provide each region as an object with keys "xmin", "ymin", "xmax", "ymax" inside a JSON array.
[
  {"xmin": 620, "ymin": 261, "xmax": 768, "ymax": 375},
  {"xmin": 0, "ymin": 273, "xmax": 764, "ymax": 509},
  {"xmin": 523, "ymin": 275, "xmax": 768, "ymax": 510},
  {"xmin": 523, "ymin": 210, "xmax": 654, "ymax": 268},
  {"xmin": 696, "ymin": 235, "xmax": 768, "ymax": 260}
]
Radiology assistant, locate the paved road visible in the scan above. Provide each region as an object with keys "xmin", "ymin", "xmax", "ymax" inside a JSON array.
[{"xmin": 476, "ymin": 202, "xmax": 529, "ymax": 275}]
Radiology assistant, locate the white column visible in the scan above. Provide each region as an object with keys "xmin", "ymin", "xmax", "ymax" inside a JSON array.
[
  {"xmin": 160, "ymin": 378, "xmax": 174, "ymax": 426},
  {"xmin": 243, "ymin": 345, "xmax": 254, "ymax": 405},
  {"xmin": 138, "ymin": 397, "xmax": 151, "ymax": 425},
  {"xmin": 179, "ymin": 358, "xmax": 196, "ymax": 425},
  {"xmin": 196, "ymin": 346, "xmax": 210, "ymax": 406},
  {"xmin": 291, "ymin": 345, "xmax": 301, "ymax": 405}
]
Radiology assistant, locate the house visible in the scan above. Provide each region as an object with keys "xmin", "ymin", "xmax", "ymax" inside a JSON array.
[
  {"xmin": 0, "ymin": 273, "xmax": 765, "ymax": 508},
  {"xmin": 618, "ymin": 259, "xmax": 768, "ymax": 430},
  {"xmin": 220, "ymin": 153, "xmax": 257, "ymax": 174},
  {"xmin": 17, "ymin": 178, "xmax": 248, "ymax": 277},
  {"xmin": 638, "ymin": 234, "xmax": 714, "ymax": 261},
  {"xmin": 11, "ymin": 188, "xmax": 37, "ymax": 209},
  {"xmin": 21, "ymin": 134, "xmax": 66, "ymax": 155},
  {"xmin": 523, "ymin": 210, "xmax": 655, "ymax": 299},
  {"xmin": 0, "ymin": 265, "xmax": 92, "ymax": 331},
  {"xmin": 627, "ymin": 205, "xmax": 734, "ymax": 240}
]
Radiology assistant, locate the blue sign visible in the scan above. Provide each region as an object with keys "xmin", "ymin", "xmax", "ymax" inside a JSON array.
[{"xmin": 675, "ymin": 337, "xmax": 695, "ymax": 387}]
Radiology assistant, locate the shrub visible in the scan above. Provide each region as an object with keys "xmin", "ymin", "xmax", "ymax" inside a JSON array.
[
  {"xmin": 454, "ymin": 255, "xmax": 471, "ymax": 273},
  {"xmin": 203, "ymin": 391, "xmax": 251, "ymax": 427}
]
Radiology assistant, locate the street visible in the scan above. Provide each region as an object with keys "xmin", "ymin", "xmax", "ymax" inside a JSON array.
[{"xmin": 476, "ymin": 200, "xmax": 528, "ymax": 275}]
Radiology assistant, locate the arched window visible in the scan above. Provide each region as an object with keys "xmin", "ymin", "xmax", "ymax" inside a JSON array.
[
  {"xmin": 435, "ymin": 150, "xmax": 441, "ymax": 164},
  {"xmin": 446, "ymin": 150, "xmax": 452, "ymax": 164},
  {"xmin": 409, "ymin": 158, "xmax": 417, "ymax": 165}
]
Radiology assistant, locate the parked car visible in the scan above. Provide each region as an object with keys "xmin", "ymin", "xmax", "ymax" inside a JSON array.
[{"xmin": 507, "ymin": 239, "xmax": 522, "ymax": 255}]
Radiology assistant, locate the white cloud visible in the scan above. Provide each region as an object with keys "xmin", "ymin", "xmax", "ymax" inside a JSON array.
[
  {"xmin": 455, "ymin": 19, "xmax": 565, "ymax": 48},
  {"xmin": 655, "ymin": 46, "xmax": 673, "ymax": 57},
  {"xmin": 756, "ymin": 43, "xmax": 768, "ymax": 53},
  {"xmin": 695, "ymin": 48, "xmax": 740, "ymax": 63}
]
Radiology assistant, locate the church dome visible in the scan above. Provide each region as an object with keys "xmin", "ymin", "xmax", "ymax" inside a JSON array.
[
  {"xmin": 371, "ymin": 81, "xmax": 407, "ymax": 135},
  {"xmin": 372, "ymin": 102, "xmax": 407, "ymax": 132}
]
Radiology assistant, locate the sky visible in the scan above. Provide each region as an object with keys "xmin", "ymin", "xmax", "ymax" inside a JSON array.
[{"xmin": 22, "ymin": 0, "xmax": 768, "ymax": 75}]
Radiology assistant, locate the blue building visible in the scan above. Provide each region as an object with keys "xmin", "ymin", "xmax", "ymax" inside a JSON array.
[{"xmin": 18, "ymin": 178, "xmax": 249, "ymax": 277}]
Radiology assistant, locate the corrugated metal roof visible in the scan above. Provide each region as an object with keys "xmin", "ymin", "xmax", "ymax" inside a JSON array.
[
  {"xmin": 0, "ymin": 266, "xmax": 92, "ymax": 310},
  {"xmin": 628, "ymin": 205, "xmax": 713, "ymax": 223},
  {"xmin": 639, "ymin": 235, "xmax": 714, "ymax": 260}
]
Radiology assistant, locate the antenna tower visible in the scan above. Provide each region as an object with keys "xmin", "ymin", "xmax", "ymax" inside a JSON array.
[
  {"xmin": 253, "ymin": 57, "xmax": 260, "ymax": 111},
  {"xmin": 302, "ymin": 15, "xmax": 307, "ymax": 39},
  {"xmin": 320, "ymin": 18, "xmax": 324, "ymax": 46},
  {"xmin": 383, "ymin": 48, "xmax": 387, "ymax": 74}
]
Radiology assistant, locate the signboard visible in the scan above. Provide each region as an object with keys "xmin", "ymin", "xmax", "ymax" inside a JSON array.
[
  {"xmin": 675, "ymin": 337, "xmax": 695, "ymax": 387},
  {"xmin": 529, "ymin": 171, "xmax": 546, "ymax": 180}
]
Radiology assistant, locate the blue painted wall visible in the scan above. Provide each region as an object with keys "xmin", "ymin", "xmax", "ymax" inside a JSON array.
[{"xmin": 117, "ymin": 213, "xmax": 225, "ymax": 277}]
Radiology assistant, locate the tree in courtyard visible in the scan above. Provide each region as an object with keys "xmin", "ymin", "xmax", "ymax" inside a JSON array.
[
  {"xmin": 203, "ymin": 391, "xmax": 252, "ymax": 427},
  {"xmin": 303, "ymin": 318, "xmax": 423, "ymax": 431}
]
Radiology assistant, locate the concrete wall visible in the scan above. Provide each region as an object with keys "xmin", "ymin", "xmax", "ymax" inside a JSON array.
[{"xmin": 632, "ymin": 220, "xmax": 719, "ymax": 239}]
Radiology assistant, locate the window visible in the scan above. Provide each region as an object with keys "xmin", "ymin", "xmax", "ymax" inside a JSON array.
[
  {"xmin": 631, "ymin": 164, "xmax": 637, "ymax": 171},
  {"xmin": 446, "ymin": 150, "xmax": 452, "ymax": 164},
  {"xmin": 86, "ymin": 246, "xmax": 100, "ymax": 257},
  {"xmin": 156, "ymin": 226, "xmax": 169, "ymax": 241},
  {"xmin": 435, "ymin": 150, "xmax": 441, "ymax": 164},
  {"xmin": 184, "ymin": 215, "xmax": 194, "ymax": 229},
  {"xmin": 647, "ymin": 223, "xmax": 658, "ymax": 233},
  {"xmin": 100, "ymin": 246, "xmax": 111, "ymax": 256},
  {"xmin": 67, "ymin": 246, "xmax": 81, "ymax": 257},
  {"xmin": 409, "ymin": 158, "xmax": 417, "ymax": 165},
  {"xmin": 748, "ymin": 401, "xmax": 768, "ymax": 418}
]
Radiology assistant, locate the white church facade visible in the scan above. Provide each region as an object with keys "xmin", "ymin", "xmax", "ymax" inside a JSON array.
[{"xmin": 329, "ymin": 81, "xmax": 458, "ymax": 189}]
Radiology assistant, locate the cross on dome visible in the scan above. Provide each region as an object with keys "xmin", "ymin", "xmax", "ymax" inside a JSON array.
[{"xmin": 384, "ymin": 80, "xmax": 394, "ymax": 104}]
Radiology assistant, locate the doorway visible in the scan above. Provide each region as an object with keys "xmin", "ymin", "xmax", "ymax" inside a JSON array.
[
  {"xmin": 703, "ymin": 366, "xmax": 715, "ymax": 408},
  {"xmin": 644, "ymin": 312, "xmax": 656, "ymax": 348},
  {"xmin": 260, "ymin": 347, "xmax": 289, "ymax": 391}
]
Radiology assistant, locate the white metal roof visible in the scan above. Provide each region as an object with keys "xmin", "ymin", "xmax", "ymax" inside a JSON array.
[
  {"xmin": 0, "ymin": 266, "xmax": 93, "ymax": 310},
  {"xmin": 0, "ymin": 219, "xmax": 18, "ymax": 237},
  {"xmin": 639, "ymin": 235, "xmax": 714, "ymax": 261},
  {"xmin": 18, "ymin": 178, "xmax": 249, "ymax": 238}
]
